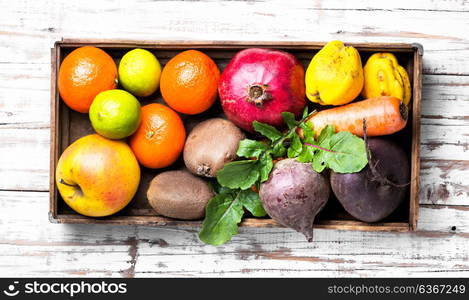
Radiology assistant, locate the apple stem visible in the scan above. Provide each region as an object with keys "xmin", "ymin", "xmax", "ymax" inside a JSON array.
[{"xmin": 59, "ymin": 178, "xmax": 77, "ymax": 187}]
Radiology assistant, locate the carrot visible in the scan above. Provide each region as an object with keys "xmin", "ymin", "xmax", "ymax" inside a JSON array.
[{"xmin": 307, "ymin": 96, "xmax": 408, "ymax": 137}]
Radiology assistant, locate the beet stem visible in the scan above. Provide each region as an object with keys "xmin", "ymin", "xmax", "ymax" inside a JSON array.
[
  {"xmin": 270, "ymin": 110, "xmax": 318, "ymax": 152},
  {"xmin": 304, "ymin": 142, "xmax": 336, "ymax": 153},
  {"xmin": 362, "ymin": 118, "xmax": 410, "ymax": 188}
]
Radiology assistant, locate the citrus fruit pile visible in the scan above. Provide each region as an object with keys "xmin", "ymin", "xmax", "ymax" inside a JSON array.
[
  {"xmin": 58, "ymin": 47, "xmax": 218, "ymax": 169},
  {"xmin": 56, "ymin": 46, "xmax": 221, "ymax": 218}
]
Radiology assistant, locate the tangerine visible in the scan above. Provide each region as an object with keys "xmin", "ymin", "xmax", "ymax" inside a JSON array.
[
  {"xmin": 160, "ymin": 50, "xmax": 220, "ymax": 115},
  {"xmin": 58, "ymin": 46, "xmax": 117, "ymax": 113},
  {"xmin": 129, "ymin": 103, "xmax": 186, "ymax": 169}
]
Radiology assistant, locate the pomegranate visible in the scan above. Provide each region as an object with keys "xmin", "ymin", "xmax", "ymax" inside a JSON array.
[{"xmin": 218, "ymin": 48, "xmax": 306, "ymax": 132}]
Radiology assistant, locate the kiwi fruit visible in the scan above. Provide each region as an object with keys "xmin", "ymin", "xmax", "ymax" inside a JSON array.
[
  {"xmin": 183, "ymin": 118, "xmax": 245, "ymax": 177},
  {"xmin": 147, "ymin": 170, "xmax": 214, "ymax": 220}
]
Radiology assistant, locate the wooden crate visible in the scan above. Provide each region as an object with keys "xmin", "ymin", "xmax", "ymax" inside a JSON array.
[{"xmin": 49, "ymin": 39, "xmax": 422, "ymax": 232}]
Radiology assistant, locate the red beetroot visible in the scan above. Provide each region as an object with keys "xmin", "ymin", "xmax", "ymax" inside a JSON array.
[{"xmin": 218, "ymin": 48, "xmax": 306, "ymax": 132}]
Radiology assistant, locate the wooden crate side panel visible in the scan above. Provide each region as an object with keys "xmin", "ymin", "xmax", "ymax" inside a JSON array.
[
  {"xmin": 49, "ymin": 45, "xmax": 60, "ymax": 219},
  {"xmin": 57, "ymin": 39, "xmax": 417, "ymax": 49},
  {"xmin": 410, "ymin": 46, "xmax": 423, "ymax": 230},
  {"xmin": 51, "ymin": 213, "xmax": 410, "ymax": 232}
]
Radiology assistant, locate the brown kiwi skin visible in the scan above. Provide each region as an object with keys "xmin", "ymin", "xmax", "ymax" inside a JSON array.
[
  {"xmin": 147, "ymin": 170, "xmax": 214, "ymax": 220},
  {"xmin": 183, "ymin": 118, "xmax": 245, "ymax": 177}
]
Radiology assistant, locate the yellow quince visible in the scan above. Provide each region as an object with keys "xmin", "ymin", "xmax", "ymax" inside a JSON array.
[
  {"xmin": 305, "ymin": 40, "xmax": 364, "ymax": 106},
  {"xmin": 362, "ymin": 53, "xmax": 411, "ymax": 106}
]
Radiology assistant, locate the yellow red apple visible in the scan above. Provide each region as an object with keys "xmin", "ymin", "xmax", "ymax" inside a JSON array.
[{"xmin": 55, "ymin": 134, "xmax": 140, "ymax": 217}]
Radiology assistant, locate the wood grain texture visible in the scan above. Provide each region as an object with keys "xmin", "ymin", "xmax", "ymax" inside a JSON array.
[
  {"xmin": 1, "ymin": 0, "xmax": 469, "ymax": 74},
  {"xmin": 0, "ymin": 0, "xmax": 468, "ymax": 277},
  {"xmin": 0, "ymin": 191, "xmax": 468, "ymax": 277}
]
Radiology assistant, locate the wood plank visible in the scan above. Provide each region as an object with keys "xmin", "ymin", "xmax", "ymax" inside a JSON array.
[
  {"xmin": 50, "ymin": 214, "xmax": 412, "ymax": 232},
  {"xmin": 420, "ymin": 77, "xmax": 468, "ymax": 162},
  {"xmin": 410, "ymin": 48, "xmax": 423, "ymax": 230},
  {"xmin": 0, "ymin": 129, "xmax": 50, "ymax": 191},
  {"xmin": 0, "ymin": 192, "xmax": 135, "ymax": 277},
  {"xmin": 420, "ymin": 160, "xmax": 469, "ymax": 205},
  {"xmin": 421, "ymin": 124, "xmax": 468, "ymax": 160},
  {"xmin": 421, "ymin": 75, "xmax": 469, "ymax": 125},
  {"xmin": 418, "ymin": 204, "xmax": 469, "ymax": 232},
  {"xmin": 1, "ymin": 1, "xmax": 469, "ymax": 74},
  {"xmin": 0, "ymin": 63, "xmax": 50, "ymax": 128},
  {"xmin": 295, "ymin": 0, "xmax": 469, "ymax": 11},
  {"xmin": 133, "ymin": 230, "xmax": 469, "ymax": 277},
  {"xmin": 0, "ymin": 191, "xmax": 468, "ymax": 277}
]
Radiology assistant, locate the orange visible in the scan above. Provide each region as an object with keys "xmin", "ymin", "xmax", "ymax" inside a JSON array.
[
  {"xmin": 129, "ymin": 103, "xmax": 186, "ymax": 169},
  {"xmin": 160, "ymin": 50, "xmax": 220, "ymax": 115},
  {"xmin": 58, "ymin": 46, "xmax": 117, "ymax": 113}
]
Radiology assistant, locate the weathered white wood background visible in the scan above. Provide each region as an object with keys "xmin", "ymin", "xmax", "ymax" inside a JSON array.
[{"xmin": 0, "ymin": 0, "xmax": 468, "ymax": 277}]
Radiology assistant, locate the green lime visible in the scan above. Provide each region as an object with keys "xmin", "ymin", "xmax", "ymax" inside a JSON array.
[
  {"xmin": 118, "ymin": 48, "xmax": 162, "ymax": 97},
  {"xmin": 89, "ymin": 89, "xmax": 141, "ymax": 139}
]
